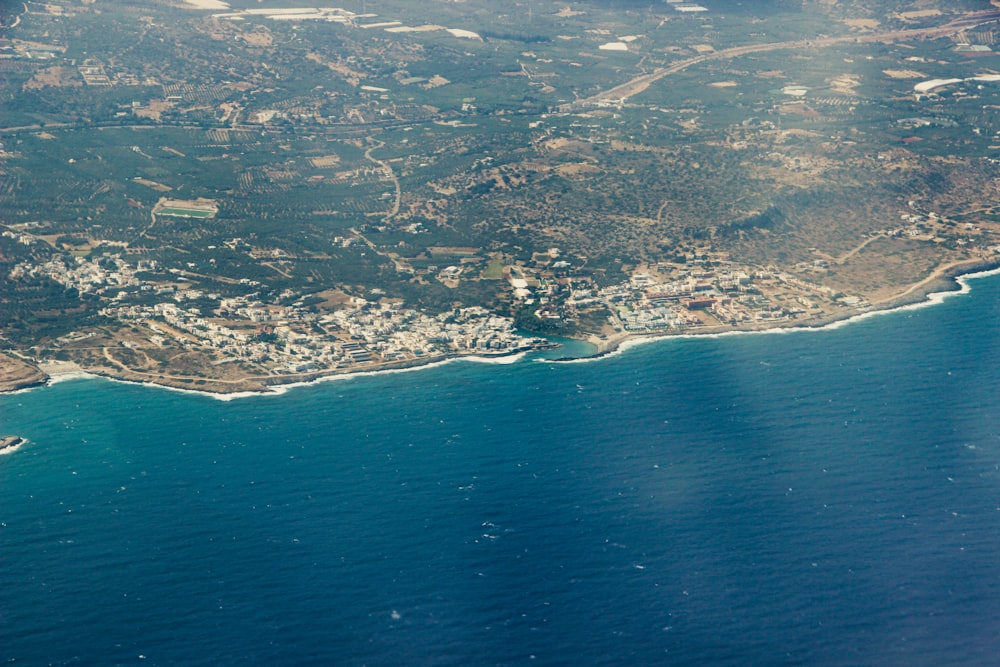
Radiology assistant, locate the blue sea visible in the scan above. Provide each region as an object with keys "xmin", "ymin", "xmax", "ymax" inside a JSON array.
[{"xmin": 4, "ymin": 273, "xmax": 1000, "ymax": 666}]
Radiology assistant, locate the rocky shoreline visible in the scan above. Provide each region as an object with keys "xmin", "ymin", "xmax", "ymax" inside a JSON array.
[
  {"xmin": 0, "ymin": 435, "xmax": 25, "ymax": 454},
  {"xmin": 11, "ymin": 344, "xmax": 553, "ymax": 396},
  {"xmin": 2, "ymin": 259, "xmax": 998, "ymax": 396},
  {"xmin": 0, "ymin": 353, "xmax": 49, "ymax": 394},
  {"xmin": 577, "ymin": 258, "xmax": 1000, "ymax": 359}
]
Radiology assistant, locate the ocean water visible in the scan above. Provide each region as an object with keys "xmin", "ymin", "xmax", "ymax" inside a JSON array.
[{"xmin": 3, "ymin": 274, "xmax": 1000, "ymax": 666}]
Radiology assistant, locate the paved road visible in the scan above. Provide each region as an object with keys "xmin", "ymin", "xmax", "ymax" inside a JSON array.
[{"xmin": 569, "ymin": 9, "xmax": 1000, "ymax": 109}]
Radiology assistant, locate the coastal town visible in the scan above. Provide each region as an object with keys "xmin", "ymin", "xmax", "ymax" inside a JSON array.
[
  {"xmin": 6, "ymin": 3, "xmax": 1000, "ymax": 665},
  {"xmin": 5, "ymin": 228, "xmax": 551, "ymax": 385},
  {"xmin": 5, "ymin": 180, "xmax": 1000, "ymax": 392},
  {"xmin": 4, "ymin": 0, "xmax": 1000, "ymax": 393},
  {"xmin": 0, "ymin": 218, "xmax": 920, "ymax": 393}
]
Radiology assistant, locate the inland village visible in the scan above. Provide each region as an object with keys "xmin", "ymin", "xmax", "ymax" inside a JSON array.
[{"xmin": 4, "ymin": 0, "xmax": 1000, "ymax": 393}]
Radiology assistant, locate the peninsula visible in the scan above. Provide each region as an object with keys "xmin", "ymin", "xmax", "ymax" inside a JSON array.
[{"xmin": 3, "ymin": 0, "xmax": 1000, "ymax": 394}]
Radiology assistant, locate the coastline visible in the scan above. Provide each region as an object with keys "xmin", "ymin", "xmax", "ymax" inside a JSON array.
[
  {"xmin": 3, "ymin": 259, "xmax": 999, "ymax": 398},
  {"xmin": 561, "ymin": 258, "xmax": 1000, "ymax": 362},
  {"xmin": 27, "ymin": 347, "xmax": 534, "ymax": 402},
  {"xmin": 0, "ymin": 353, "xmax": 50, "ymax": 394}
]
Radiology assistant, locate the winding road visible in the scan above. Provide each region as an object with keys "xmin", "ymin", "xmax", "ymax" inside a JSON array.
[{"xmin": 364, "ymin": 141, "xmax": 401, "ymax": 221}]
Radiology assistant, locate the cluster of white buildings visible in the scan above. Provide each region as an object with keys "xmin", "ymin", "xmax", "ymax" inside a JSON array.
[
  {"xmin": 101, "ymin": 298, "xmax": 540, "ymax": 374},
  {"xmin": 9, "ymin": 234, "xmax": 878, "ymax": 370},
  {"xmin": 320, "ymin": 304, "xmax": 533, "ymax": 360},
  {"xmin": 11, "ymin": 249, "xmax": 542, "ymax": 374},
  {"xmin": 534, "ymin": 260, "xmax": 857, "ymax": 333},
  {"xmin": 12, "ymin": 251, "xmax": 159, "ymax": 298}
]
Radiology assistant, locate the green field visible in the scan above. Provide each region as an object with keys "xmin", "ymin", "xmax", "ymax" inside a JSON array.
[{"xmin": 483, "ymin": 258, "xmax": 504, "ymax": 280}]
